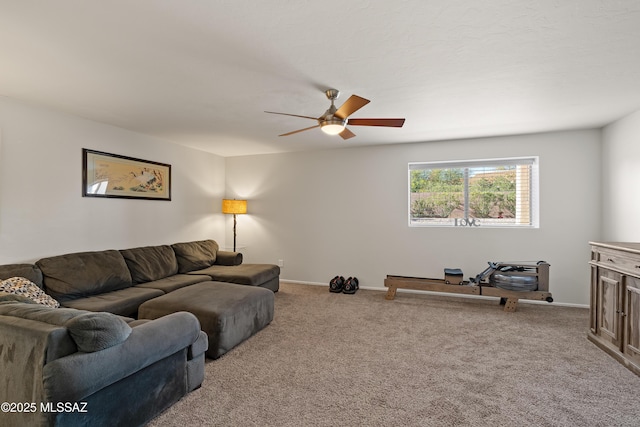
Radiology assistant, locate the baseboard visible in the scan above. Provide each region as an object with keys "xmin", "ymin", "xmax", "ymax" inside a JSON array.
[{"xmin": 279, "ymin": 279, "xmax": 588, "ymax": 309}]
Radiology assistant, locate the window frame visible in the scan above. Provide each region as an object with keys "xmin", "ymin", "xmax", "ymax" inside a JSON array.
[{"xmin": 408, "ymin": 156, "xmax": 539, "ymax": 228}]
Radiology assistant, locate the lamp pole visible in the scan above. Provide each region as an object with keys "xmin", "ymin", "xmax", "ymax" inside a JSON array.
[{"xmin": 233, "ymin": 213, "xmax": 238, "ymax": 252}]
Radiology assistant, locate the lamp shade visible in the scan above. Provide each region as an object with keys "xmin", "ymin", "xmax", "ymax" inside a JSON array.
[{"xmin": 222, "ymin": 199, "xmax": 247, "ymax": 214}]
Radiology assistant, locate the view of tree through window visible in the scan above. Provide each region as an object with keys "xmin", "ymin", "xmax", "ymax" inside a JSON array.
[{"xmin": 409, "ymin": 158, "xmax": 538, "ymax": 228}]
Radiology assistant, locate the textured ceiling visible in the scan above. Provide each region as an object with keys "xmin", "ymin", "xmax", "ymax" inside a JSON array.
[{"xmin": 1, "ymin": 1, "xmax": 640, "ymax": 157}]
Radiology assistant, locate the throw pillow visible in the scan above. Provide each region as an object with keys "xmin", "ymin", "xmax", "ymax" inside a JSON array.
[
  {"xmin": 0, "ymin": 276, "xmax": 60, "ymax": 308},
  {"xmin": 172, "ymin": 240, "xmax": 219, "ymax": 273},
  {"xmin": 66, "ymin": 312, "xmax": 132, "ymax": 352}
]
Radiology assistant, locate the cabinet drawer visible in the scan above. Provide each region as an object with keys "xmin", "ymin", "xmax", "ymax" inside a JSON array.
[
  {"xmin": 595, "ymin": 248, "xmax": 640, "ymax": 276},
  {"xmin": 627, "ymin": 276, "xmax": 640, "ymax": 290}
]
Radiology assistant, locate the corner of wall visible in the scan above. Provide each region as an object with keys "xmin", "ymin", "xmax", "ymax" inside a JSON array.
[{"xmin": 601, "ymin": 108, "xmax": 640, "ymax": 241}]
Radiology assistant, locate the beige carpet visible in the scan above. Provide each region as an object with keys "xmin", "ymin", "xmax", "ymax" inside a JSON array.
[{"xmin": 148, "ymin": 282, "xmax": 640, "ymax": 426}]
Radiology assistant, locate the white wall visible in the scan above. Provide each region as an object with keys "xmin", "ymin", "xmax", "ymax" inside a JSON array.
[
  {"xmin": 226, "ymin": 130, "xmax": 602, "ymax": 305},
  {"xmin": 602, "ymin": 109, "xmax": 640, "ymax": 241},
  {"xmin": 0, "ymin": 97, "xmax": 226, "ymax": 263},
  {"xmin": 0, "ymin": 95, "xmax": 604, "ymax": 305}
]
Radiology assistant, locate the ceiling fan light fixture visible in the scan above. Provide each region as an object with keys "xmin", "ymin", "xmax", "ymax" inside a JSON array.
[
  {"xmin": 320, "ymin": 118, "xmax": 346, "ymax": 135},
  {"xmin": 265, "ymin": 89, "xmax": 405, "ymax": 140}
]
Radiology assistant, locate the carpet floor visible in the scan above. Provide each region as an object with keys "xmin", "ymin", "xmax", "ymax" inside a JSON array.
[{"xmin": 148, "ymin": 282, "xmax": 640, "ymax": 426}]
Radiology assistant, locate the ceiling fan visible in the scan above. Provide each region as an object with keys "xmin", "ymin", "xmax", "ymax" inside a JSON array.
[{"xmin": 265, "ymin": 89, "xmax": 405, "ymax": 140}]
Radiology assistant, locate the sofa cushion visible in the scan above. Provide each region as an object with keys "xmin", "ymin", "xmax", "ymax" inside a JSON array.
[
  {"xmin": 188, "ymin": 264, "xmax": 280, "ymax": 287},
  {"xmin": 37, "ymin": 250, "xmax": 133, "ymax": 302},
  {"xmin": 0, "ymin": 263, "xmax": 43, "ymax": 287},
  {"xmin": 0, "ymin": 277, "xmax": 60, "ymax": 308},
  {"xmin": 0, "ymin": 301, "xmax": 98, "ymax": 327},
  {"xmin": 66, "ymin": 312, "xmax": 132, "ymax": 352},
  {"xmin": 120, "ymin": 245, "xmax": 179, "ymax": 283},
  {"xmin": 171, "ymin": 240, "xmax": 219, "ymax": 274},
  {"xmin": 0, "ymin": 290, "xmax": 35, "ymax": 304},
  {"xmin": 136, "ymin": 274, "xmax": 211, "ymax": 293},
  {"xmin": 61, "ymin": 286, "xmax": 164, "ymax": 318}
]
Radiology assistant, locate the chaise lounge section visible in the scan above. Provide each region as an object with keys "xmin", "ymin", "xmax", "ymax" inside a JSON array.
[{"xmin": 172, "ymin": 240, "xmax": 281, "ymax": 292}]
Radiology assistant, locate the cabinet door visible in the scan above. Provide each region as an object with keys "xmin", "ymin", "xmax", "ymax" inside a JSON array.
[
  {"xmin": 590, "ymin": 265, "xmax": 598, "ymax": 333},
  {"xmin": 597, "ymin": 269, "xmax": 622, "ymax": 349},
  {"xmin": 623, "ymin": 276, "xmax": 640, "ymax": 364}
]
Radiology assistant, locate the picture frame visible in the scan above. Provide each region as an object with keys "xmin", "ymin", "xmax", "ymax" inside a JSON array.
[{"xmin": 82, "ymin": 149, "xmax": 171, "ymax": 200}]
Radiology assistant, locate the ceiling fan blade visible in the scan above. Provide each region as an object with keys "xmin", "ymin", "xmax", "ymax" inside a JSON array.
[
  {"xmin": 347, "ymin": 118, "xmax": 405, "ymax": 127},
  {"xmin": 265, "ymin": 111, "xmax": 319, "ymax": 121},
  {"xmin": 334, "ymin": 95, "xmax": 370, "ymax": 120},
  {"xmin": 279, "ymin": 124, "xmax": 321, "ymax": 136},
  {"xmin": 339, "ymin": 127, "xmax": 356, "ymax": 140}
]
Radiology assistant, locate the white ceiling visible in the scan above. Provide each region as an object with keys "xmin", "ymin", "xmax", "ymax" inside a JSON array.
[{"xmin": 2, "ymin": 1, "xmax": 640, "ymax": 157}]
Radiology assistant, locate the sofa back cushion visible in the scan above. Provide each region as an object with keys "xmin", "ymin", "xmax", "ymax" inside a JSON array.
[
  {"xmin": 120, "ymin": 245, "xmax": 179, "ymax": 284},
  {"xmin": 36, "ymin": 250, "xmax": 133, "ymax": 302},
  {"xmin": 0, "ymin": 263, "xmax": 44, "ymax": 288},
  {"xmin": 171, "ymin": 240, "xmax": 219, "ymax": 273}
]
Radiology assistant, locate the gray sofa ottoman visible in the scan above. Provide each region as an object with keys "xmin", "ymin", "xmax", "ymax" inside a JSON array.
[{"xmin": 138, "ymin": 281, "xmax": 274, "ymax": 359}]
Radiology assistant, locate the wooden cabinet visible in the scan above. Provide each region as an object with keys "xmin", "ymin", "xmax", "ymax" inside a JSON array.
[
  {"xmin": 623, "ymin": 276, "xmax": 640, "ymax": 367},
  {"xmin": 589, "ymin": 242, "xmax": 640, "ymax": 376}
]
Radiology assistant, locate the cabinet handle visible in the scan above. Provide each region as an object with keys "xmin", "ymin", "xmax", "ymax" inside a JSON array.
[
  {"xmin": 635, "ymin": 265, "xmax": 640, "ymax": 269},
  {"xmin": 607, "ymin": 258, "xmax": 614, "ymax": 262}
]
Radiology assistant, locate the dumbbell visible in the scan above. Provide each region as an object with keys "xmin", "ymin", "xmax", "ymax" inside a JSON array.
[
  {"xmin": 342, "ymin": 277, "xmax": 359, "ymax": 294},
  {"xmin": 329, "ymin": 276, "xmax": 345, "ymax": 293}
]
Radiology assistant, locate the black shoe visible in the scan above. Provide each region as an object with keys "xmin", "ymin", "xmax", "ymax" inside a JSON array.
[
  {"xmin": 329, "ymin": 276, "xmax": 345, "ymax": 293},
  {"xmin": 343, "ymin": 277, "xmax": 359, "ymax": 294}
]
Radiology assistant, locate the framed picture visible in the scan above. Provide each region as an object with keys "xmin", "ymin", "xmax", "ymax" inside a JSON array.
[{"xmin": 82, "ymin": 149, "xmax": 171, "ymax": 200}]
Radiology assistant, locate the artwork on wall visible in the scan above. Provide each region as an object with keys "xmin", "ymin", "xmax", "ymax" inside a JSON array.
[{"xmin": 82, "ymin": 149, "xmax": 171, "ymax": 200}]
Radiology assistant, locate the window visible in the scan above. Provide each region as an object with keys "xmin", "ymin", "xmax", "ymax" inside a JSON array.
[{"xmin": 409, "ymin": 157, "xmax": 539, "ymax": 228}]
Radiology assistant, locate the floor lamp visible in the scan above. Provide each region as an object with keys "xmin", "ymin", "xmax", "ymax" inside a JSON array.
[{"xmin": 222, "ymin": 199, "xmax": 247, "ymax": 252}]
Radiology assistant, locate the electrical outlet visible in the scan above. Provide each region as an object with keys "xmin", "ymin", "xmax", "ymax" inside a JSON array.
[{"xmin": 278, "ymin": 259, "xmax": 284, "ymax": 268}]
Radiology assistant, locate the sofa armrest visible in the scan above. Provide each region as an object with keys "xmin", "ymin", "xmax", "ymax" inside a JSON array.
[
  {"xmin": 42, "ymin": 311, "xmax": 202, "ymax": 402},
  {"xmin": 0, "ymin": 315, "xmax": 73, "ymax": 405},
  {"xmin": 186, "ymin": 330, "xmax": 208, "ymax": 391},
  {"xmin": 189, "ymin": 331, "xmax": 208, "ymax": 360},
  {"xmin": 215, "ymin": 251, "xmax": 243, "ymax": 266}
]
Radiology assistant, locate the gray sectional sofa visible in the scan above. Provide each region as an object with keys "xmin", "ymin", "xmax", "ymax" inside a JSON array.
[
  {"xmin": 0, "ymin": 239, "xmax": 280, "ymax": 427},
  {"xmin": 35, "ymin": 239, "xmax": 279, "ymax": 317}
]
